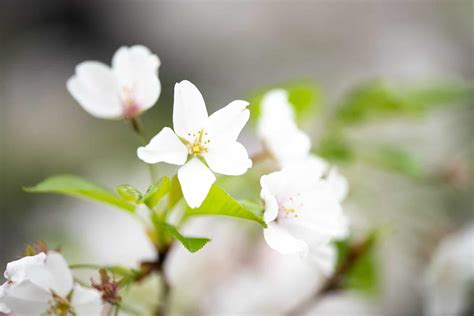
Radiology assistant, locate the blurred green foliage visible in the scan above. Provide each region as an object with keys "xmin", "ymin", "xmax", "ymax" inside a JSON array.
[
  {"xmin": 362, "ymin": 145, "xmax": 424, "ymax": 179},
  {"xmin": 334, "ymin": 80, "xmax": 474, "ymax": 125},
  {"xmin": 335, "ymin": 232, "xmax": 379, "ymax": 295},
  {"xmin": 248, "ymin": 81, "xmax": 322, "ymax": 123}
]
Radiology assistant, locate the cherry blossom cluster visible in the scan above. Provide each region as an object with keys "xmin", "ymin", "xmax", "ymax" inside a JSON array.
[{"xmin": 1, "ymin": 45, "xmax": 350, "ymax": 315}]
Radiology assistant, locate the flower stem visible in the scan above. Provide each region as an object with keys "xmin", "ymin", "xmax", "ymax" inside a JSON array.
[
  {"xmin": 155, "ymin": 246, "xmax": 171, "ymax": 316},
  {"xmin": 128, "ymin": 117, "xmax": 158, "ymax": 182}
]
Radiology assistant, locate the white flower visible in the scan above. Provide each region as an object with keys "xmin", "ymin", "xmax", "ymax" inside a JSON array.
[
  {"xmin": 137, "ymin": 80, "xmax": 252, "ymax": 208},
  {"xmin": 67, "ymin": 45, "xmax": 161, "ymax": 119},
  {"xmin": 258, "ymin": 89, "xmax": 349, "ymax": 202},
  {"xmin": 0, "ymin": 251, "xmax": 103, "ymax": 316},
  {"xmin": 423, "ymin": 226, "xmax": 474, "ymax": 316},
  {"xmin": 257, "ymin": 89, "xmax": 311, "ymax": 166},
  {"xmin": 260, "ymin": 163, "xmax": 349, "ymax": 275}
]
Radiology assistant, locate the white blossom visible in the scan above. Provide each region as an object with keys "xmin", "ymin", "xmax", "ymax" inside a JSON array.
[
  {"xmin": 257, "ymin": 89, "xmax": 311, "ymax": 166},
  {"xmin": 0, "ymin": 251, "xmax": 103, "ymax": 316},
  {"xmin": 258, "ymin": 89, "xmax": 349, "ymax": 202},
  {"xmin": 260, "ymin": 163, "xmax": 349, "ymax": 275},
  {"xmin": 137, "ymin": 80, "xmax": 252, "ymax": 208},
  {"xmin": 423, "ymin": 226, "xmax": 474, "ymax": 316},
  {"xmin": 67, "ymin": 45, "xmax": 160, "ymax": 119}
]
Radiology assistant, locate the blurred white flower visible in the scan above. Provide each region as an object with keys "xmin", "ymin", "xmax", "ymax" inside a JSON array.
[
  {"xmin": 260, "ymin": 163, "xmax": 349, "ymax": 275},
  {"xmin": 0, "ymin": 251, "xmax": 103, "ymax": 316},
  {"xmin": 257, "ymin": 89, "xmax": 348, "ymax": 202},
  {"xmin": 138, "ymin": 80, "xmax": 252, "ymax": 208},
  {"xmin": 257, "ymin": 89, "xmax": 311, "ymax": 166},
  {"xmin": 67, "ymin": 45, "xmax": 161, "ymax": 119},
  {"xmin": 423, "ymin": 226, "xmax": 474, "ymax": 316}
]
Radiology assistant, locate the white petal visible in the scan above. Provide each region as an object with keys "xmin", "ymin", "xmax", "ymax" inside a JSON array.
[
  {"xmin": 0, "ymin": 284, "xmax": 11, "ymax": 313},
  {"xmin": 173, "ymin": 80, "xmax": 208, "ymax": 138},
  {"xmin": 5, "ymin": 252, "xmax": 46, "ymax": 283},
  {"xmin": 18, "ymin": 252, "xmax": 73, "ymax": 298},
  {"xmin": 67, "ymin": 61, "xmax": 122, "ymax": 119},
  {"xmin": 266, "ymin": 128, "xmax": 311, "ymax": 167},
  {"xmin": 43, "ymin": 251, "xmax": 74, "ymax": 297},
  {"xmin": 112, "ymin": 45, "xmax": 161, "ymax": 111},
  {"xmin": 260, "ymin": 172, "xmax": 286, "ymax": 223},
  {"xmin": 206, "ymin": 100, "xmax": 250, "ymax": 143},
  {"xmin": 203, "ymin": 142, "xmax": 252, "ymax": 176},
  {"xmin": 71, "ymin": 284, "xmax": 104, "ymax": 316},
  {"xmin": 3, "ymin": 280, "xmax": 50, "ymax": 315},
  {"xmin": 326, "ymin": 167, "xmax": 349, "ymax": 202},
  {"xmin": 263, "ymin": 223, "xmax": 308, "ymax": 256},
  {"xmin": 178, "ymin": 158, "xmax": 216, "ymax": 208},
  {"xmin": 257, "ymin": 89, "xmax": 311, "ymax": 166},
  {"xmin": 137, "ymin": 127, "xmax": 188, "ymax": 165},
  {"xmin": 308, "ymin": 243, "xmax": 337, "ymax": 276}
]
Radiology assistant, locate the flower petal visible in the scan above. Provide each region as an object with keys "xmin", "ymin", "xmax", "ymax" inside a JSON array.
[
  {"xmin": 173, "ymin": 80, "xmax": 208, "ymax": 139},
  {"xmin": 112, "ymin": 45, "xmax": 161, "ymax": 111},
  {"xmin": 257, "ymin": 89, "xmax": 311, "ymax": 166},
  {"xmin": 3, "ymin": 280, "xmax": 50, "ymax": 315},
  {"xmin": 71, "ymin": 284, "xmax": 104, "ymax": 316},
  {"xmin": 5, "ymin": 252, "xmax": 46, "ymax": 283},
  {"xmin": 137, "ymin": 127, "xmax": 188, "ymax": 165},
  {"xmin": 260, "ymin": 172, "xmax": 286, "ymax": 223},
  {"xmin": 43, "ymin": 251, "xmax": 74, "ymax": 297},
  {"xmin": 326, "ymin": 167, "xmax": 349, "ymax": 202},
  {"xmin": 263, "ymin": 223, "xmax": 308, "ymax": 256},
  {"xmin": 307, "ymin": 243, "xmax": 337, "ymax": 276},
  {"xmin": 206, "ymin": 100, "xmax": 250, "ymax": 143},
  {"xmin": 0, "ymin": 284, "xmax": 11, "ymax": 313},
  {"xmin": 178, "ymin": 157, "xmax": 216, "ymax": 208},
  {"xmin": 203, "ymin": 142, "xmax": 252, "ymax": 176},
  {"xmin": 17, "ymin": 251, "xmax": 74, "ymax": 298},
  {"xmin": 67, "ymin": 61, "xmax": 123, "ymax": 119}
]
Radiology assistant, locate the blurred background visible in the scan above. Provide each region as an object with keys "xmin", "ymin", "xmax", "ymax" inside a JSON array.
[{"xmin": 1, "ymin": 1, "xmax": 473, "ymax": 315}]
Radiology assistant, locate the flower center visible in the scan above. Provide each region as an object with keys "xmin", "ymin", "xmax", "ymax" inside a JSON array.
[
  {"xmin": 121, "ymin": 86, "xmax": 140, "ymax": 118},
  {"xmin": 186, "ymin": 130, "xmax": 211, "ymax": 156},
  {"xmin": 278, "ymin": 196, "xmax": 303, "ymax": 219},
  {"xmin": 47, "ymin": 292, "xmax": 72, "ymax": 316}
]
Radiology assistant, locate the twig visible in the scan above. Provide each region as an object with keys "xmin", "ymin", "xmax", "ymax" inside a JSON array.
[{"xmin": 287, "ymin": 237, "xmax": 373, "ymax": 316}]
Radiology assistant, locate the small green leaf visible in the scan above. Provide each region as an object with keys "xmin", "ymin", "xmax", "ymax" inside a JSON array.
[
  {"xmin": 116, "ymin": 185, "xmax": 142, "ymax": 203},
  {"xmin": 141, "ymin": 177, "xmax": 171, "ymax": 209},
  {"xmin": 362, "ymin": 145, "xmax": 424, "ymax": 178},
  {"xmin": 186, "ymin": 185, "xmax": 267, "ymax": 227},
  {"xmin": 168, "ymin": 176, "xmax": 182, "ymax": 209},
  {"xmin": 24, "ymin": 175, "xmax": 135, "ymax": 212},
  {"xmin": 160, "ymin": 223, "xmax": 210, "ymax": 253}
]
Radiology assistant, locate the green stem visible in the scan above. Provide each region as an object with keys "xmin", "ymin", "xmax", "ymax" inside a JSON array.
[{"xmin": 128, "ymin": 117, "xmax": 158, "ymax": 182}]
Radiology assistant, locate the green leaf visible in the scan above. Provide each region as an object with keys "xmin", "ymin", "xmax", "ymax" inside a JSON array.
[
  {"xmin": 362, "ymin": 145, "xmax": 424, "ymax": 178},
  {"xmin": 24, "ymin": 175, "xmax": 135, "ymax": 212},
  {"xmin": 168, "ymin": 176, "xmax": 182, "ymax": 209},
  {"xmin": 186, "ymin": 185, "xmax": 267, "ymax": 227},
  {"xmin": 335, "ymin": 233, "xmax": 379, "ymax": 295},
  {"xmin": 249, "ymin": 82, "xmax": 322, "ymax": 124},
  {"xmin": 116, "ymin": 185, "xmax": 142, "ymax": 203},
  {"xmin": 160, "ymin": 223, "xmax": 210, "ymax": 253},
  {"xmin": 335, "ymin": 80, "xmax": 474, "ymax": 125},
  {"xmin": 141, "ymin": 177, "xmax": 171, "ymax": 209}
]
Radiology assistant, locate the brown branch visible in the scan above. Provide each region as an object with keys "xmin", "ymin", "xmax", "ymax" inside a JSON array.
[{"xmin": 287, "ymin": 237, "xmax": 373, "ymax": 316}]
